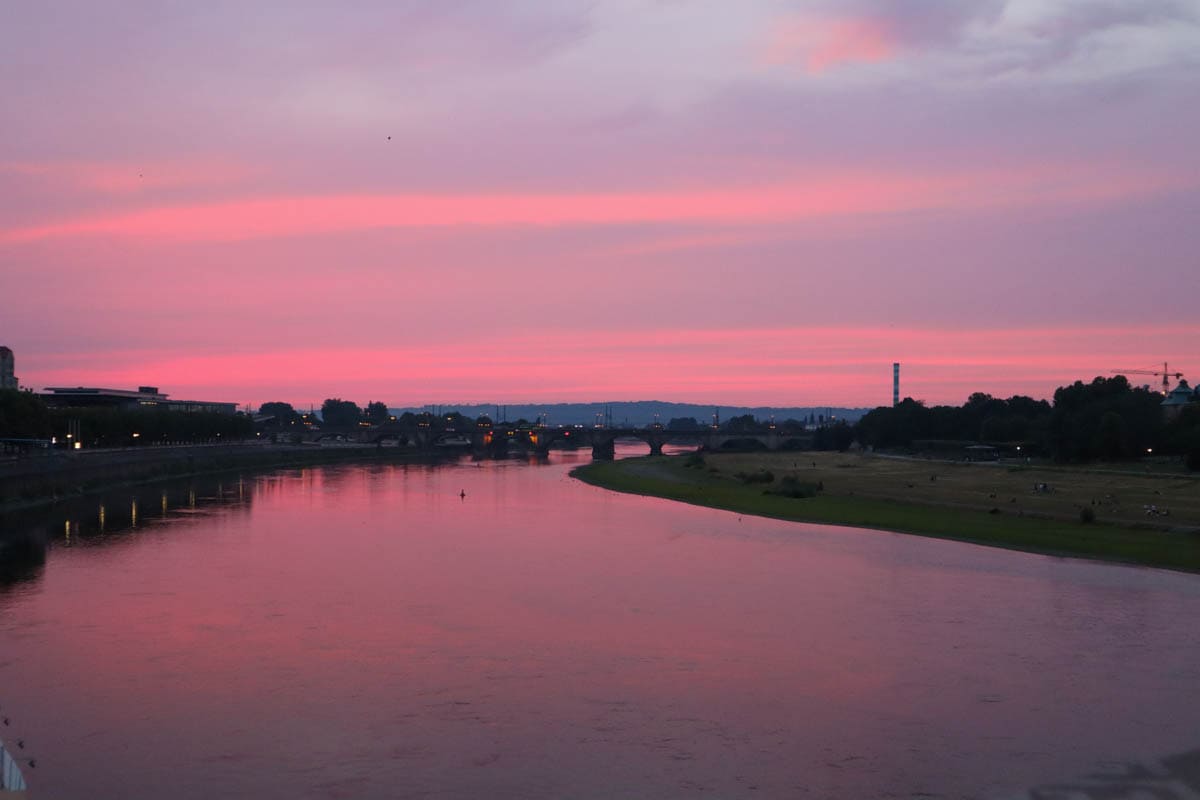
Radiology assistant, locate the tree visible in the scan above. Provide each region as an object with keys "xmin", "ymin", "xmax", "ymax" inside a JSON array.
[
  {"xmin": 667, "ymin": 416, "xmax": 701, "ymax": 431},
  {"xmin": 813, "ymin": 421, "xmax": 855, "ymax": 451},
  {"xmin": 1094, "ymin": 411, "xmax": 1128, "ymax": 459},
  {"xmin": 365, "ymin": 401, "xmax": 390, "ymax": 424},
  {"xmin": 0, "ymin": 389, "xmax": 51, "ymax": 437},
  {"xmin": 258, "ymin": 401, "xmax": 299, "ymax": 427},
  {"xmin": 1049, "ymin": 376, "xmax": 1160, "ymax": 461},
  {"xmin": 1163, "ymin": 404, "xmax": 1200, "ymax": 466},
  {"xmin": 320, "ymin": 398, "xmax": 362, "ymax": 428},
  {"xmin": 722, "ymin": 414, "xmax": 764, "ymax": 434}
]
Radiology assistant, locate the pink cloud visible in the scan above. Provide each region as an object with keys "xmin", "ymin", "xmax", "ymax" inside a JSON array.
[
  {"xmin": 765, "ymin": 15, "xmax": 898, "ymax": 73},
  {"xmin": 0, "ymin": 163, "xmax": 1184, "ymax": 244}
]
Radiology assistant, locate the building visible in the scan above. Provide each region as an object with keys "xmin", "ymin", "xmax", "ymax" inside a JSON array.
[
  {"xmin": 41, "ymin": 385, "xmax": 238, "ymax": 415},
  {"xmin": 0, "ymin": 346, "xmax": 17, "ymax": 390},
  {"xmin": 1162, "ymin": 380, "xmax": 1200, "ymax": 422}
]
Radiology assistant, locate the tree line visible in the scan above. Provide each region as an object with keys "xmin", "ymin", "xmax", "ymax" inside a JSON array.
[
  {"xmin": 855, "ymin": 376, "xmax": 1199, "ymax": 466},
  {"xmin": 260, "ymin": 400, "xmax": 496, "ymax": 433}
]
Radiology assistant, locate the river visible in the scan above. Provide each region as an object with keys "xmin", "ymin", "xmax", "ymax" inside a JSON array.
[{"xmin": 2, "ymin": 445, "xmax": 1199, "ymax": 799}]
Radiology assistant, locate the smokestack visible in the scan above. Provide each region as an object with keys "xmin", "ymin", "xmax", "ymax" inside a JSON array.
[{"xmin": 893, "ymin": 362, "xmax": 900, "ymax": 406}]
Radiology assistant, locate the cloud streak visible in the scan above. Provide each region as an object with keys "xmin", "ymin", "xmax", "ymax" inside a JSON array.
[{"xmin": 2, "ymin": 162, "xmax": 1184, "ymax": 244}]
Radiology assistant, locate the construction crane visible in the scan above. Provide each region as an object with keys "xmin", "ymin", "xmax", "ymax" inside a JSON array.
[{"xmin": 1112, "ymin": 362, "xmax": 1184, "ymax": 395}]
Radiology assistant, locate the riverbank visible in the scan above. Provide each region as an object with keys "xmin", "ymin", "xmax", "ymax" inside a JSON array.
[
  {"xmin": 0, "ymin": 443, "xmax": 441, "ymax": 512},
  {"xmin": 572, "ymin": 452, "xmax": 1200, "ymax": 572}
]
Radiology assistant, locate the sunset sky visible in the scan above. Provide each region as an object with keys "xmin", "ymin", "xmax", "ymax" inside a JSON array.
[{"xmin": 3, "ymin": 1, "xmax": 1198, "ymax": 409}]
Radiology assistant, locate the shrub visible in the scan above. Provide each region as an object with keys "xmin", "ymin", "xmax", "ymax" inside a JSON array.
[
  {"xmin": 684, "ymin": 452, "xmax": 706, "ymax": 469},
  {"xmin": 734, "ymin": 469, "xmax": 774, "ymax": 484},
  {"xmin": 1079, "ymin": 506, "xmax": 1096, "ymax": 524},
  {"xmin": 766, "ymin": 475, "xmax": 820, "ymax": 499}
]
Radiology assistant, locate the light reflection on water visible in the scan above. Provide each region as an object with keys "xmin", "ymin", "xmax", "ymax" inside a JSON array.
[{"xmin": 1, "ymin": 444, "xmax": 1199, "ymax": 799}]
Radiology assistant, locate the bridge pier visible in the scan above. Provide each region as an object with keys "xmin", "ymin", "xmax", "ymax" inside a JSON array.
[
  {"xmin": 472, "ymin": 431, "xmax": 508, "ymax": 458},
  {"xmin": 591, "ymin": 434, "xmax": 615, "ymax": 460},
  {"xmin": 527, "ymin": 429, "xmax": 555, "ymax": 456}
]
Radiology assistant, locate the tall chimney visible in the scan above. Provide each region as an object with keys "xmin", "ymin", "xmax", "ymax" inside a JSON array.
[{"xmin": 893, "ymin": 362, "xmax": 900, "ymax": 407}]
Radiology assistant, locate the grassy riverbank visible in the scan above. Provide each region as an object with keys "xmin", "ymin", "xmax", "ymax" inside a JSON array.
[{"xmin": 572, "ymin": 452, "xmax": 1200, "ymax": 572}]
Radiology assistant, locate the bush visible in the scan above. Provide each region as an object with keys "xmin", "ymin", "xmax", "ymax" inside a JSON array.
[
  {"xmin": 734, "ymin": 469, "xmax": 774, "ymax": 484},
  {"xmin": 766, "ymin": 475, "xmax": 820, "ymax": 499},
  {"xmin": 684, "ymin": 452, "xmax": 706, "ymax": 469},
  {"xmin": 1079, "ymin": 506, "xmax": 1096, "ymax": 524}
]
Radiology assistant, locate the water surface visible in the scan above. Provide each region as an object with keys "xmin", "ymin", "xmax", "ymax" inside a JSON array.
[{"xmin": 2, "ymin": 447, "xmax": 1199, "ymax": 798}]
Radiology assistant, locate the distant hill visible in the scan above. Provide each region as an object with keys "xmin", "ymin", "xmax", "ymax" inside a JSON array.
[{"xmin": 390, "ymin": 401, "xmax": 871, "ymax": 428}]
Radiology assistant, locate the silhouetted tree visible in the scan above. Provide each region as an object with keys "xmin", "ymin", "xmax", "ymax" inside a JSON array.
[
  {"xmin": 1048, "ymin": 376, "xmax": 1161, "ymax": 461},
  {"xmin": 258, "ymin": 401, "xmax": 299, "ymax": 427},
  {"xmin": 365, "ymin": 401, "xmax": 390, "ymax": 424},
  {"xmin": 813, "ymin": 421, "xmax": 854, "ymax": 451},
  {"xmin": 722, "ymin": 414, "xmax": 764, "ymax": 434},
  {"xmin": 1094, "ymin": 411, "xmax": 1128, "ymax": 459},
  {"xmin": 320, "ymin": 398, "xmax": 362, "ymax": 428},
  {"xmin": 0, "ymin": 389, "xmax": 51, "ymax": 437},
  {"xmin": 1162, "ymin": 403, "xmax": 1200, "ymax": 468}
]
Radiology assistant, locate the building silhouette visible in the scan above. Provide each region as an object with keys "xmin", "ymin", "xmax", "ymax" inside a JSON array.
[
  {"xmin": 0, "ymin": 346, "xmax": 17, "ymax": 390},
  {"xmin": 41, "ymin": 385, "xmax": 237, "ymax": 414},
  {"xmin": 1162, "ymin": 379, "xmax": 1200, "ymax": 422}
]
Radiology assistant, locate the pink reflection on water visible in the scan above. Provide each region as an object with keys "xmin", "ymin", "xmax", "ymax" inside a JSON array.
[{"xmin": 1, "ymin": 451, "xmax": 1199, "ymax": 798}]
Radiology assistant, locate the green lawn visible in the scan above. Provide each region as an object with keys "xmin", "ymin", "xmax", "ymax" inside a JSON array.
[{"xmin": 572, "ymin": 454, "xmax": 1200, "ymax": 573}]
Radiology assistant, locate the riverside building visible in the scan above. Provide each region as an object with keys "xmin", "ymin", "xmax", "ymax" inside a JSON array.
[
  {"xmin": 0, "ymin": 346, "xmax": 17, "ymax": 390},
  {"xmin": 41, "ymin": 385, "xmax": 238, "ymax": 414}
]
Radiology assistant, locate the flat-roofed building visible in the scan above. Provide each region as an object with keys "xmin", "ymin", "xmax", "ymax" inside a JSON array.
[{"xmin": 42, "ymin": 386, "xmax": 238, "ymax": 415}]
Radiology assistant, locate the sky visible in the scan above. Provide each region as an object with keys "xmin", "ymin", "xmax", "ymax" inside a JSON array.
[{"xmin": 2, "ymin": 0, "xmax": 1198, "ymax": 409}]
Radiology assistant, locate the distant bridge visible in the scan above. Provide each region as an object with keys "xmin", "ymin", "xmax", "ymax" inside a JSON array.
[{"xmin": 309, "ymin": 425, "xmax": 807, "ymax": 459}]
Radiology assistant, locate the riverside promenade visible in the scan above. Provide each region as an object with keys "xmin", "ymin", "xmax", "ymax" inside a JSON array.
[{"xmin": 0, "ymin": 442, "xmax": 396, "ymax": 510}]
